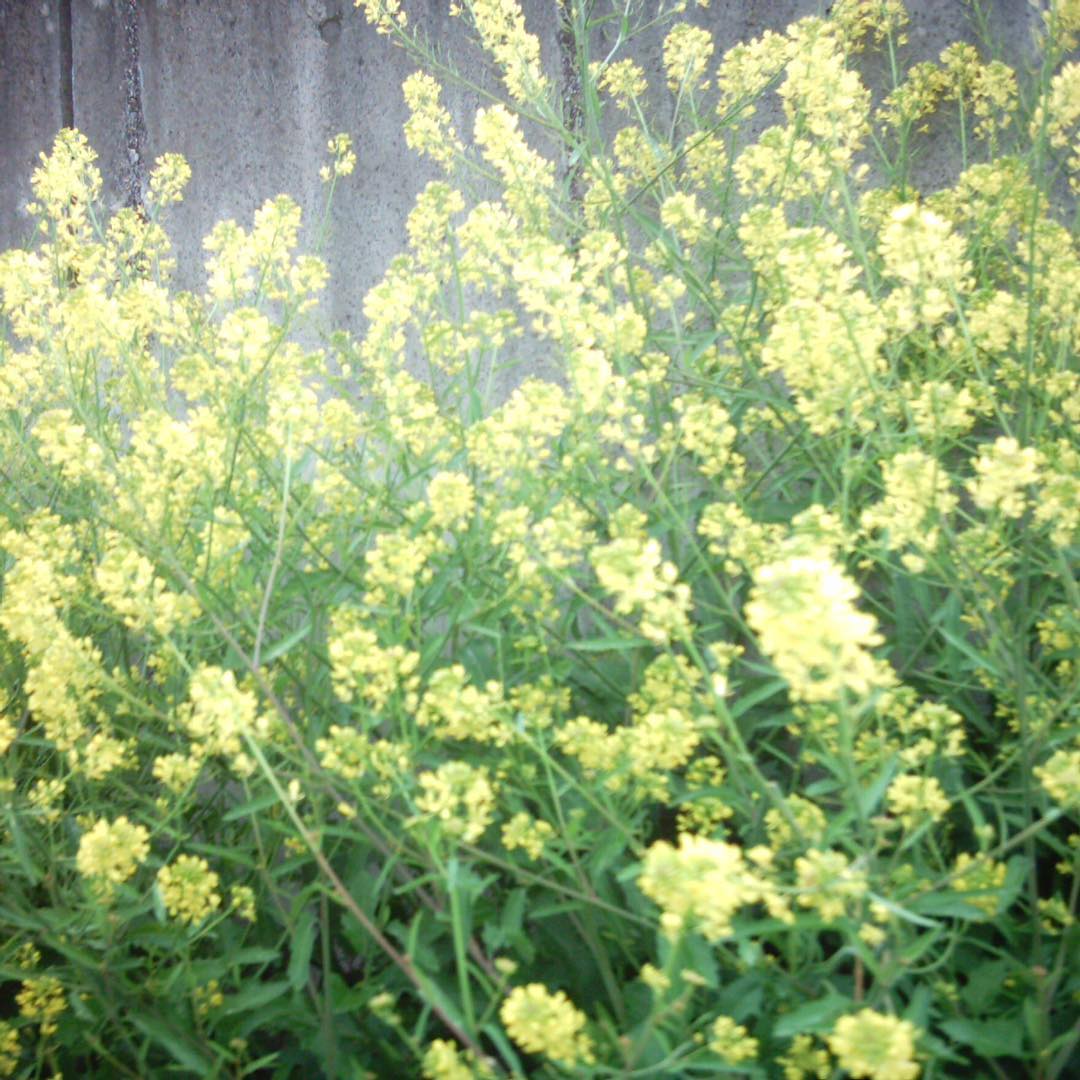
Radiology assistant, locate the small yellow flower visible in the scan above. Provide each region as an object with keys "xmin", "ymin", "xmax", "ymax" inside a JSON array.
[
  {"xmin": 0, "ymin": 1021, "xmax": 19, "ymax": 1076},
  {"xmin": 501, "ymin": 811, "xmax": 555, "ymax": 860},
  {"xmin": 421, "ymin": 1037, "xmax": 494, "ymax": 1080},
  {"xmin": 828, "ymin": 1009, "xmax": 920, "ymax": 1080},
  {"xmin": 17, "ymin": 975, "xmax": 66, "ymax": 1037},
  {"xmin": 1035, "ymin": 747, "xmax": 1080, "ymax": 809},
  {"xmin": 156, "ymin": 854, "xmax": 222, "ymax": 925},
  {"xmin": 709, "ymin": 1015, "xmax": 758, "ymax": 1064},
  {"xmin": 886, "ymin": 775, "xmax": 950, "ymax": 831},
  {"xmin": 778, "ymin": 1034, "xmax": 832, "ymax": 1080},
  {"xmin": 76, "ymin": 816, "xmax": 151, "ymax": 895},
  {"xmin": 500, "ymin": 984, "xmax": 595, "ymax": 1066}
]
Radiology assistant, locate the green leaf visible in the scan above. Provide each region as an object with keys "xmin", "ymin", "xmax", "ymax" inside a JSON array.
[
  {"xmin": 221, "ymin": 980, "xmax": 292, "ymax": 1016},
  {"xmin": 260, "ymin": 619, "xmax": 313, "ymax": 664},
  {"xmin": 568, "ymin": 636, "xmax": 649, "ymax": 652},
  {"xmin": 941, "ymin": 1017, "xmax": 1023, "ymax": 1059},
  {"xmin": 730, "ymin": 678, "xmax": 788, "ymax": 719},
  {"xmin": 773, "ymin": 995, "xmax": 851, "ymax": 1039},
  {"xmin": 223, "ymin": 790, "xmax": 282, "ymax": 821},
  {"xmin": 132, "ymin": 1014, "xmax": 215, "ymax": 1073},
  {"xmin": 288, "ymin": 908, "xmax": 317, "ymax": 992},
  {"xmin": 909, "ymin": 891, "xmax": 988, "ymax": 921},
  {"xmin": 960, "ymin": 960, "xmax": 1013, "ymax": 1013}
]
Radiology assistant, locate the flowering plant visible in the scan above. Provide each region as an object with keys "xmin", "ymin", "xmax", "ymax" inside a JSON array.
[{"xmin": 0, "ymin": 0, "xmax": 1078, "ymax": 1076}]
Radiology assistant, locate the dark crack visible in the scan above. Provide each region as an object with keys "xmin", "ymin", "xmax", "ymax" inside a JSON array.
[
  {"xmin": 556, "ymin": 0, "xmax": 585, "ymax": 212},
  {"xmin": 59, "ymin": 0, "xmax": 73, "ymax": 129},
  {"xmin": 122, "ymin": 0, "xmax": 146, "ymax": 210}
]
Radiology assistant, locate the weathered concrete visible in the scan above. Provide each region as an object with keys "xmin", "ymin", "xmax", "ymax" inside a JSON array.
[
  {"xmin": 0, "ymin": 0, "xmax": 1051, "ymax": 338},
  {"xmin": 0, "ymin": 0, "xmax": 64, "ymax": 249}
]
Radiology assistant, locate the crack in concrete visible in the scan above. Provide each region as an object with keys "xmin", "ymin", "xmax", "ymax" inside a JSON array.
[
  {"xmin": 555, "ymin": 0, "xmax": 585, "ymax": 213},
  {"xmin": 59, "ymin": 0, "xmax": 73, "ymax": 129},
  {"xmin": 121, "ymin": 0, "xmax": 146, "ymax": 210}
]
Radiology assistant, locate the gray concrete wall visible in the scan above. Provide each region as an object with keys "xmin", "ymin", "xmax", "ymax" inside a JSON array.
[{"xmin": 1, "ymin": 1, "xmax": 1045, "ymax": 336}]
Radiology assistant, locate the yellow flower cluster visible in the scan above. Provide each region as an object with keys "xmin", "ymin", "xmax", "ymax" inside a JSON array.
[
  {"xmin": 421, "ymin": 1037, "xmax": 494, "ymax": 1080},
  {"xmin": 886, "ymin": 775, "xmax": 950, "ymax": 831},
  {"xmin": 320, "ymin": 132, "xmax": 356, "ymax": 183},
  {"xmin": 879, "ymin": 203, "xmax": 971, "ymax": 329},
  {"xmin": 156, "ymin": 854, "xmax": 222, "ymax": 925},
  {"xmin": 968, "ymin": 436, "xmax": 1041, "ymax": 518},
  {"xmin": 1035, "ymin": 747, "xmax": 1080, "ymax": 810},
  {"xmin": 709, "ymin": 1015, "xmax": 759, "ymax": 1064},
  {"xmin": 179, "ymin": 665, "xmax": 259, "ymax": 772},
  {"xmin": 76, "ymin": 816, "xmax": 151, "ymax": 896},
  {"xmin": 951, "ymin": 853, "xmax": 1006, "ymax": 918},
  {"xmin": 637, "ymin": 834, "xmax": 782, "ymax": 939},
  {"xmin": 746, "ymin": 547, "xmax": 892, "ymax": 704},
  {"xmin": 461, "ymin": 0, "xmax": 549, "ymax": 104},
  {"xmin": 328, "ymin": 610, "xmax": 420, "ymax": 710},
  {"xmin": 795, "ymin": 848, "xmax": 868, "ymax": 921},
  {"xmin": 16, "ymin": 975, "xmax": 66, "ymax": 1038},
  {"xmin": 501, "ymin": 811, "xmax": 555, "ymax": 860},
  {"xmin": 663, "ymin": 23, "xmax": 714, "ymax": 94},
  {"xmin": 590, "ymin": 512, "xmax": 691, "ymax": 646},
  {"xmin": 0, "ymin": 1023, "xmax": 19, "ymax": 1077},
  {"xmin": 861, "ymin": 450, "xmax": 956, "ymax": 569},
  {"xmin": 402, "ymin": 74, "xmax": 463, "ymax": 172},
  {"xmin": 500, "ymin": 983, "xmax": 595, "ymax": 1066},
  {"xmin": 828, "ymin": 1009, "xmax": 920, "ymax": 1080},
  {"xmin": 417, "ymin": 666, "xmax": 511, "ymax": 745},
  {"xmin": 414, "ymin": 761, "xmax": 497, "ymax": 843},
  {"xmin": 353, "ymin": 0, "xmax": 406, "ymax": 35}
]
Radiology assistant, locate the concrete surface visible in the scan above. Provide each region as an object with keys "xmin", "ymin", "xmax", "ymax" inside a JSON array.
[{"xmin": 0, "ymin": 0, "xmax": 1049, "ymax": 339}]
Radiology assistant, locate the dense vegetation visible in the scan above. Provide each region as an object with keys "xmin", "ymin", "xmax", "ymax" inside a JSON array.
[{"xmin": 1, "ymin": 0, "xmax": 1078, "ymax": 1075}]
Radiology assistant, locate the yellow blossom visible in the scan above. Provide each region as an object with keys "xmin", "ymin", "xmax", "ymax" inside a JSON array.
[
  {"xmin": 638, "ymin": 834, "xmax": 767, "ymax": 940},
  {"xmin": 709, "ymin": 1015, "xmax": 759, "ymax": 1064},
  {"xmin": 500, "ymin": 984, "xmax": 595, "ymax": 1066},
  {"xmin": 156, "ymin": 854, "xmax": 222, "ymax": 925},
  {"xmin": 16, "ymin": 975, "xmax": 66, "ymax": 1037},
  {"xmin": 886, "ymin": 775, "xmax": 951, "ymax": 831},
  {"xmin": 828, "ymin": 1009, "xmax": 921, "ymax": 1080},
  {"xmin": 746, "ymin": 548, "xmax": 893, "ymax": 703},
  {"xmin": 76, "ymin": 816, "xmax": 151, "ymax": 896}
]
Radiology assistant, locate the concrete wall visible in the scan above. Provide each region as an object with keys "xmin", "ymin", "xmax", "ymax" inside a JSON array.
[{"xmin": 0, "ymin": 1, "xmax": 1045, "ymax": 336}]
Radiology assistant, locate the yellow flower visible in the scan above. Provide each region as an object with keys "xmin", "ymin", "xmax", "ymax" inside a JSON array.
[
  {"xmin": 886, "ymin": 775, "xmax": 951, "ymax": 831},
  {"xmin": 156, "ymin": 854, "xmax": 222, "ymax": 925},
  {"xmin": 746, "ymin": 548, "xmax": 892, "ymax": 703},
  {"xmin": 501, "ymin": 812, "xmax": 555, "ymax": 860},
  {"xmin": 1035, "ymin": 748, "xmax": 1080, "ymax": 809},
  {"xmin": 465, "ymin": 0, "xmax": 548, "ymax": 104},
  {"xmin": 663, "ymin": 23, "xmax": 714, "ymax": 93},
  {"xmin": 795, "ymin": 848, "xmax": 868, "ymax": 922},
  {"xmin": 402, "ymin": 74, "xmax": 463, "ymax": 171},
  {"xmin": 709, "ymin": 1015, "xmax": 759, "ymax": 1064},
  {"xmin": 16, "ymin": 975, "xmax": 66, "ymax": 1037},
  {"xmin": 320, "ymin": 133, "xmax": 356, "ymax": 183},
  {"xmin": 952, "ymin": 853, "xmax": 1006, "ymax": 918},
  {"xmin": 0, "ymin": 1022, "xmax": 19, "ymax": 1077},
  {"xmin": 596, "ymin": 58, "xmax": 648, "ymax": 109},
  {"xmin": 779, "ymin": 1034, "xmax": 832, "ymax": 1080},
  {"xmin": 354, "ymin": 0, "xmax": 406, "ymax": 35},
  {"xmin": 76, "ymin": 816, "xmax": 151, "ymax": 895},
  {"xmin": 638, "ymin": 834, "xmax": 767, "ymax": 940},
  {"xmin": 968, "ymin": 436, "xmax": 1041, "ymax": 519},
  {"xmin": 414, "ymin": 761, "xmax": 497, "ymax": 843},
  {"xmin": 417, "ymin": 666, "xmax": 511, "ymax": 746},
  {"xmin": 828, "ymin": 1009, "xmax": 921, "ymax": 1080},
  {"xmin": 421, "ymin": 1038, "xmax": 494, "ymax": 1080},
  {"xmin": 500, "ymin": 984, "xmax": 595, "ymax": 1066}
]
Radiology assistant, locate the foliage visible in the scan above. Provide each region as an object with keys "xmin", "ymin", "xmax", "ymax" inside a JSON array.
[{"xmin": 1, "ymin": 0, "xmax": 1079, "ymax": 1076}]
